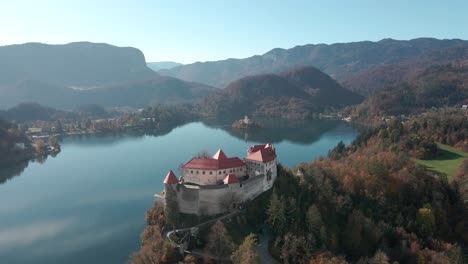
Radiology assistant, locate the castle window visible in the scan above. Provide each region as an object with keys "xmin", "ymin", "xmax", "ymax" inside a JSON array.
[
  {"xmin": 202, "ymin": 171, "xmax": 205, "ymax": 175},
  {"xmin": 190, "ymin": 170, "xmax": 193, "ymax": 173},
  {"xmin": 196, "ymin": 170, "xmax": 199, "ymax": 174},
  {"xmin": 210, "ymin": 171, "xmax": 212, "ymax": 175},
  {"xmin": 223, "ymin": 170, "xmax": 226, "ymax": 174}
]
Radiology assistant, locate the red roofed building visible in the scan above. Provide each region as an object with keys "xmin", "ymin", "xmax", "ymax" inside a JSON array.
[
  {"xmin": 158, "ymin": 144, "xmax": 278, "ymax": 216},
  {"xmin": 181, "ymin": 149, "xmax": 247, "ymax": 185},
  {"xmin": 244, "ymin": 144, "xmax": 277, "ymax": 185},
  {"xmin": 163, "ymin": 170, "xmax": 178, "ymax": 184}
]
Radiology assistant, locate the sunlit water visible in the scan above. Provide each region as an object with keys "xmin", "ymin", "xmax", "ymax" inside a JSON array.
[{"xmin": 0, "ymin": 120, "xmax": 357, "ymax": 264}]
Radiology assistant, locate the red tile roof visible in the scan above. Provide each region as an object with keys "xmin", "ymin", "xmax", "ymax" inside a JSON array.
[
  {"xmin": 223, "ymin": 173, "xmax": 239, "ymax": 184},
  {"xmin": 182, "ymin": 149, "xmax": 245, "ymax": 170},
  {"xmin": 213, "ymin": 149, "xmax": 227, "ymax": 160},
  {"xmin": 163, "ymin": 170, "xmax": 178, "ymax": 184},
  {"xmin": 245, "ymin": 144, "xmax": 276, "ymax": 163},
  {"xmin": 248, "ymin": 144, "xmax": 267, "ymax": 153}
]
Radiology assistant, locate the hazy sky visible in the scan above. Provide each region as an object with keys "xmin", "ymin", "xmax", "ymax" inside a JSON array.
[{"xmin": 1, "ymin": 0, "xmax": 467, "ymax": 63}]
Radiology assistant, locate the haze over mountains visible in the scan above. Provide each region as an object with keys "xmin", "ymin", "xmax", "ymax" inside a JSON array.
[
  {"xmin": 159, "ymin": 38, "xmax": 468, "ymax": 89},
  {"xmin": 147, "ymin": 61, "xmax": 183, "ymax": 71},
  {"xmin": 0, "ymin": 42, "xmax": 214, "ymax": 109}
]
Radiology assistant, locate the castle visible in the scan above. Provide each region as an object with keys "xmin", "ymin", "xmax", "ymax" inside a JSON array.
[{"xmin": 156, "ymin": 144, "xmax": 277, "ymax": 215}]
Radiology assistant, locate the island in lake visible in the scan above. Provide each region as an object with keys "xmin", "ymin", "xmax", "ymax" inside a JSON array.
[{"xmin": 231, "ymin": 116, "xmax": 262, "ymax": 129}]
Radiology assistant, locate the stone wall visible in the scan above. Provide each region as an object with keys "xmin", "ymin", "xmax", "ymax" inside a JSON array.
[{"xmin": 174, "ymin": 174, "xmax": 265, "ymax": 215}]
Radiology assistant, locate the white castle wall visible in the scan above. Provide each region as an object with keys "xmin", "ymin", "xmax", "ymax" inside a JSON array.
[
  {"xmin": 158, "ymin": 157, "xmax": 277, "ymax": 216},
  {"xmin": 182, "ymin": 166, "xmax": 247, "ymax": 185},
  {"xmin": 170, "ymin": 173, "xmax": 266, "ymax": 215}
]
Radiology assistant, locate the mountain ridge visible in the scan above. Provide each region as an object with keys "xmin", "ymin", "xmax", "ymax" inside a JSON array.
[{"xmin": 159, "ymin": 38, "xmax": 468, "ymax": 88}]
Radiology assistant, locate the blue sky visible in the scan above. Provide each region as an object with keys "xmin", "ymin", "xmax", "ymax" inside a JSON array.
[{"xmin": 1, "ymin": 0, "xmax": 467, "ymax": 63}]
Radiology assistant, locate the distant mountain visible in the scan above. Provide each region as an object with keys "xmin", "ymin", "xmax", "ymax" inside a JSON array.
[
  {"xmin": 159, "ymin": 38, "xmax": 468, "ymax": 88},
  {"xmin": 147, "ymin": 61, "xmax": 183, "ymax": 71},
  {"xmin": 0, "ymin": 42, "xmax": 157, "ymax": 88},
  {"xmin": 0, "ymin": 42, "xmax": 214, "ymax": 109},
  {"xmin": 342, "ymin": 45, "xmax": 468, "ymax": 96},
  {"xmin": 358, "ymin": 61, "xmax": 468, "ymax": 116},
  {"xmin": 197, "ymin": 66, "xmax": 363, "ymax": 119}
]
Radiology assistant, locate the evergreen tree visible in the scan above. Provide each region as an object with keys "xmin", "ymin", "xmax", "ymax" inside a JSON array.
[
  {"xmin": 306, "ymin": 205, "xmax": 323, "ymax": 236},
  {"xmin": 267, "ymin": 190, "xmax": 287, "ymax": 235}
]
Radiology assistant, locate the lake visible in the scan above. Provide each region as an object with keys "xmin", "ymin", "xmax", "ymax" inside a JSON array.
[{"xmin": 0, "ymin": 119, "xmax": 358, "ymax": 264}]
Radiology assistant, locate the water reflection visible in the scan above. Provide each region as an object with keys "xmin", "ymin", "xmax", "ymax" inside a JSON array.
[
  {"xmin": 0, "ymin": 160, "xmax": 29, "ymax": 184},
  {"xmin": 202, "ymin": 117, "xmax": 347, "ymax": 144}
]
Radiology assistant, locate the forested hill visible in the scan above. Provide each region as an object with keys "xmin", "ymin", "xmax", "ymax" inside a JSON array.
[
  {"xmin": 351, "ymin": 61, "xmax": 468, "ymax": 116},
  {"xmin": 197, "ymin": 66, "xmax": 363, "ymax": 119},
  {"xmin": 0, "ymin": 103, "xmax": 78, "ymax": 122},
  {"xmin": 159, "ymin": 38, "xmax": 468, "ymax": 88},
  {"xmin": 342, "ymin": 45, "xmax": 468, "ymax": 96}
]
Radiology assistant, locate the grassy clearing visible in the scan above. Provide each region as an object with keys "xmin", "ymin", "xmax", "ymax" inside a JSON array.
[{"xmin": 413, "ymin": 143, "xmax": 468, "ymax": 180}]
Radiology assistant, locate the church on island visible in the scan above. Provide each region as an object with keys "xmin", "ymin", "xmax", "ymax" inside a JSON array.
[{"xmin": 156, "ymin": 144, "xmax": 277, "ymax": 215}]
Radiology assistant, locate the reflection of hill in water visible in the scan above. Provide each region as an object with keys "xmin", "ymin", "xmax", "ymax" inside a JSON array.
[
  {"xmin": 62, "ymin": 123, "xmax": 190, "ymax": 147},
  {"xmin": 201, "ymin": 118, "xmax": 350, "ymax": 144},
  {"xmin": 0, "ymin": 160, "xmax": 29, "ymax": 184}
]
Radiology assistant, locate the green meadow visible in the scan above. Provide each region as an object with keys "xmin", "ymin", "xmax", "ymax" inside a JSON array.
[{"xmin": 413, "ymin": 143, "xmax": 468, "ymax": 180}]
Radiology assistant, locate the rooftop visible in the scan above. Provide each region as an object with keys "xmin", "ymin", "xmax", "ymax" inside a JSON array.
[
  {"xmin": 245, "ymin": 144, "xmax": 276, "ymax": 163},
  {"xmin": 163, "ymin": 170, "xmax": 178, "ymax": 184},
  {"xmin": 182, "ymin": 149, "xmax": 246, "ymax": 170}
]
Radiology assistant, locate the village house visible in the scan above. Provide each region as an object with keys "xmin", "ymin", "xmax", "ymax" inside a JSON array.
[{"xmin": 156, "ymin": 144, "xmax": 278, "ymax": 215}]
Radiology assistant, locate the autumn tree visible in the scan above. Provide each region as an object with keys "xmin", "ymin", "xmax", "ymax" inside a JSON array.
[
  {"xmin": 310, "ymin": 254, "xmax": 349, "ymax": 264},
  {"xmin": 416, "ymin": 207, "xmax": 435, "ymax": 237},
  {"xmin": 130, "ymin": 225, "xmax": 176, "ymax": 264},
  {"xmin": 231, "ymin": 233, "xmax": 260, "ymax": 264},
  {"xmin": 204, "ymin": 221, "xmax": 234, "ymax": 263},
  {"xmin": 145, "ymin": 203, "xmax": 165, "ymax": 228},
  {"xmin": 280, "ymin": 233, "xmax": 312, "ymax": 264},
  {"xmin": 369, "ymin": 250, "xmax": 390, "ymax": 264}
]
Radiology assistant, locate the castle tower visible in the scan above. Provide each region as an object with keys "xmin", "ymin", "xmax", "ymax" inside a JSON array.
[
  {"xmin": 163, "ymin": 170, "xmax": 178, "ymax": 185},
  {"xmin": 213, "ymin": 149, "xmax": 228, "ymax": 160}
]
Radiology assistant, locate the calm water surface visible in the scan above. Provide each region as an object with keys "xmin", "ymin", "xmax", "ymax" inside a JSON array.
[{"xmin": 0, "ymin": 120, "xmax": 357, "ymax": 264}]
